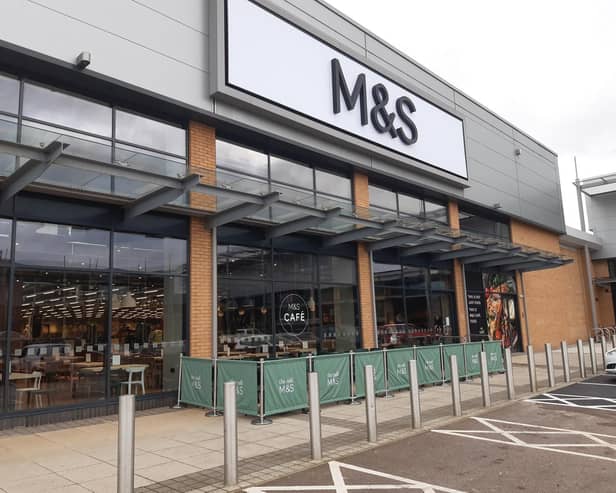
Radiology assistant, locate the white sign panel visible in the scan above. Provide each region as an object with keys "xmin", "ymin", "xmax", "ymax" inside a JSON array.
[{"xmin": 226, "ymin": 0, "xmax": 467, "ymax": 179}]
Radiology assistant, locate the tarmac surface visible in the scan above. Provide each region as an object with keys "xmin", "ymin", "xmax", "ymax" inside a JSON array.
[{"xmin": 252, "ymin": 374, "xmax": 616, "ymax": 493}]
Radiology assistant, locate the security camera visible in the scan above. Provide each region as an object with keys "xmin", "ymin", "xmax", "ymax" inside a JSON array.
[{"xmin": 75, "ymin": 51, "xmax": 91, "ymax": 70}]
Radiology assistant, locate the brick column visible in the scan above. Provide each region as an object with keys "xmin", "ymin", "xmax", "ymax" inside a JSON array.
[
  {"xmin": 188, "ymin": 121, "xmax": 216, "ymax": 358},
  {"xmin": 353, "ymin": 172, "xmax": 376, "ymax": 349},
  {"xmin": 448, "ymin": 201, "xmax": 469, "ymax": 342}
]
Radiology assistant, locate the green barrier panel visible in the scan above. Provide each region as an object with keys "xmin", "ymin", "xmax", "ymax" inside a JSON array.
[
  {"xmin": 386, "ymin": 348, "xmax": 415, "ymax": 391},
  {"xmin": 354, "ymin": 351, "xmax": 385, "ymax": 397},
  {"xmin": 179, "ymin": 357, "xmax": 212, "ymax": 408},
  {"xmin": 443, "ymin": 344, "xmax": 465, "ymax": 380},
  {"xmin": 264, "ymin": 358, "xmax": 308, "ymax": 415},
  {"xmin": 416, "ymin": 346, "xmax": 442, "ymax": 385},
  {"xmin": 216, "ymin": 360, "xmax": 259, "ymax": 416},
  {"xmin": 483, "ymin": 341, "xmax": 505, "ymax": 372},
  {"xmin": 312, "ymin": 353, "xmax": 351, "ymax": 404},
  {"xmin": 464, "ymin": 342, "xmax": 483, "ymax": 377}
]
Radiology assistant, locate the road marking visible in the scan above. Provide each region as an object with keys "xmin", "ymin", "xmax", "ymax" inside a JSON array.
[
  {"xmin": 244, "ymin": 461, "xmax": 466, "ymax": 493},
  {"xmin": 578, "ymin": 381, "xmax": 616, "ymax": 387},
  {"xmin": 527, "ymin": 392, "xmax": 616, "ymax": 411},
  {"xmin": 433, "ymin": 417, "xmax": 616, "ymax": 463}
]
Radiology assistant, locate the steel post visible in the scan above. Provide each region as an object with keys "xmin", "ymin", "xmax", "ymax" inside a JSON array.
[
  {"xmin": 308, "ymin": 372, "xmax": 322, "ymax": 460},
  {"xmin": 223, "ymin": 381, "xmax": 238, "ymax": 486},
  {"xmin": 479, "ymin": 351, "xmax": 491, "ymax": 407},
  {"xmin": 408, "ymin": 359, "xmax": 421, "ymax": 429},
  {"xmin": 527, "ymin": 345, "xmax": 537, "ymax": 393},
  {"xmin": 577, "ymin": 339, "xmax": 586, "ymax": 378},
  {"xmin": 601, "ymin": 336, "xmax": 607, "ymax": 370},
  {"xmin": 545, "ymin": 343, "xmax": 556, "ymax": 387},
  {"xmin": 561, "ymin": 341, "xmax": 571, "ymax": 383},
  {"xmin": 364, "ymin": 365, "xmax": 377, "ymax": 443},
  {"xmin": 589, "ymin": 337, "xmax": 597, "ymax": 375},
  {"xmin": 117, "ymin": 395, "xmax": 135, "ymax": 493},
  {"xmin": 504, "ymin": 348, "xmax": 515, "ymax": 400},
  {"xmin": 450, "ymin": 355, "xmax": 462, "ymax": 417}
]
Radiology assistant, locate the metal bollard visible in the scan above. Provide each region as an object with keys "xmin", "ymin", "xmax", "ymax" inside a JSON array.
[
  {"xmin": 504, "ymin": 348, "xmax": 515, "ymax": 400},
  {"xmin": 545, "ymin": 343, "xmax": 556, "ymax": 387},
  {"xmin": 561, "ymin": 341, "xmax": 570, "ymax": 383},
  {"xmin": 601, "ymin": 336, "xmax": 607, "ymax": 370},
  {"xmin": 450, "ymin": 355, "xmax": 462, "ymax": 417},
  {"xmin": 408, "ymin": 360, "xmax": 421, "ymax": 429},
  {"xmin": 224, "ymin": 381, "xmax": 238, "ymax": 487},
  {"xmin": 589, "ymin": 338, "xmax": 597, "ymax": 375},
  {"xmin": 577, "ymin": 339, "xmax": 586, "ymax": 378},
  {"xmin": 479, "ymin": 351, "xmax": 491, "ymax": 407},
  {"xmin": 527, "ymin": 345, "xmax": 537, "ymax": 393},
  {"xmin": 308, "ymin": 372, "xmax": 322, "ymax": 460},
  {"xmin": 364, "ymin": 365, "xmax": 377, "ymax": 443},
  {"xmin": 117, "ymin": 394, "xmax": 135, "ymax": 493},
  {"xmin": 612, "ymin": 333, "xmax": 616, "ymax": 349}
]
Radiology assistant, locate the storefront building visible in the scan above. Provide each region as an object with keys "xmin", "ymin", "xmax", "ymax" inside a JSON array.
[{"xmin": 0, "ymin": 0, "xmax": 604, "ymax": 424}]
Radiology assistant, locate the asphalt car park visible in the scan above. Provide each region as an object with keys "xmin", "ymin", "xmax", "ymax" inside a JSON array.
[{"xmin": 249, "ymin": 376, "xmax": 616, "ymax": 493}]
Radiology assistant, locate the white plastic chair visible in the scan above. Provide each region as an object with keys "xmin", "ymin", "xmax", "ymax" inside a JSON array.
[
  {"xmin": 120, "ymin": 365, "xmax": 148, "ymax": 395},
  {"xmin": 15, "ymin": 371, "xmax": 42, "ymax": 408}
]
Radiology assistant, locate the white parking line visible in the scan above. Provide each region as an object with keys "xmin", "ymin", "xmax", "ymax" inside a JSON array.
[
  {"xmin": 527, "ymin": 392, "xmax": 616, "ymax": 411},
  {"xmin": 578, "ymin": 381, "xmax": 616, "ymax": 387}
]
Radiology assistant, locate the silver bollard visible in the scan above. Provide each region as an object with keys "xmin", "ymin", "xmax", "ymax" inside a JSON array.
[
  {"xmin": 408, "ymin": 359, "xmax": 421, "ymax": 429},
  {"xmin": 601, "ymin": 336, "xmax": 607, "ymax": 370},
  {"xmin": 450, "ymin": 354, "xmax": 462, "ymax": 417},
  {"xmin": 117, "ymin": 394, "xmax": 135, "ymax": 493},
  {"xmin": 589, "ymin": 338, "xmax": 597, "ymax": 375},
  {"xmin": 545, "ymin": 343, "xmax": 556, "ymax": 387},
  {"xmin": 308, "ymin": 372, "xmax": 322, "ymax": 460},
  {"xmin": 577, "ymin": 339, "xmax": 586, "ymax": 378},
  {"xmin": 364, "ymin": 365, "xmax": 377, "ymax": 443},
  {"xmin": 561, "ymin": 341, "xmax": 571, "ymax": 383},
  {"xmin": 527, "ymin": 345, "xmax": 537, "ymax": 393},
  {"xmin": 612, "ymin": 333, "xmax": 616, "ymax": 349},
  {"xmin": 504, "ymin": 348, "xmax": 515, "ymax": 400},
  {"xmin": 224, "ymin": 381, "xmax": 238, "ymax": 487},
  {"xmin": 479, "ymin": 351, "xmax": 491, "ymax": 407}
]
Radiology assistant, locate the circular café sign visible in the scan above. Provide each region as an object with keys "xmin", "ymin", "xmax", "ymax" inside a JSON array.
[{"xmin": 279, "ymin": 294, "xmax": 309, "ymax": 336}]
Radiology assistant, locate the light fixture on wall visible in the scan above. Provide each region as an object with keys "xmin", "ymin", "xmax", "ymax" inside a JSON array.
[
  {"xmin": 260, "ymin": 305, "xmax": 268, "ymax": 315},
  {"xmin": 75, "ymin": 51, "xmax": 91, "ymax": 70}
]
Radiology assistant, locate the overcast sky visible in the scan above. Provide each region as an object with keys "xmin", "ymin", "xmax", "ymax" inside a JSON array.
[{"xmin": 326, "ymin": 0, "xmax": 615, "ymax": 230}]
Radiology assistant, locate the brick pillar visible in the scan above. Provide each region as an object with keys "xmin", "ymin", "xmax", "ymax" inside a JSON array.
[
  {"xmin": 353, "ymin": 172, "xmax": 376, "ymax": 349},
  {"xmin": 188, "ymin": 121, "xmax": 216, "ymax": 358},
  {"xmin": 448, "ymin": 201, "xmax": 469, "ymax": 342}
]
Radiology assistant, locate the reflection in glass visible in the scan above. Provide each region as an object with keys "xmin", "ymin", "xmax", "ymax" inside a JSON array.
[
  {"xmin": 9, "ymin": 270, "xmax": 109, "ymax": 409},
  {"xmin": 113, "ymin": 233, "xmax": 187, "ymax": 274},
  {"xmin": 320, "ymin": 285, "xmax": 357, "ymax": 353},
  {"xmin": 0, "ymin": 268, "xmax": 8, "ymax": 409},
  {"xmin": 424, "ymin": 200, "xmax": 448, "ymax": 223},
  {"xmin": 0, "ymin": 218, "xmax": 11, "ymax": 264},
  {"xmin": 369, "ymin": 185, "xmax": 397, "ymax": 211},
  {"xmin": 115, "ymin": 110, "xmax": 185, "ymax": 156},
  {"xmin": 218, "ymin": 245, "xmax": 270, "ymax": 279},
  {"xmin": 315, "ymin": 170, "xmax": 352, "ymax": 200},
  {"xmin": 0, "ymin": 74, "xmax": 19, "ymax": 114},
  {"xmin": 271, "ymin": 157, "xmax": 313, "ymax": 189},
  {"xmin": 0, "ymin": 116, "xmax": 17, "ymax": 177},
  {"xmin": 23, "ymin": 83, "xmax": 112, "ymax": 137},
  {"xmin": 273, "ymin": 251, "xmax": 314, "ymax": 282},
  {"xmin": 216, "ymin": 140, "xmax": 268, "ymax": 178},
  {"xmin": 15, "ymin": 222, "xmax": 110, "ymax": 269},
  {"xmin": 111, "ymin": 274, "xmax": 186, "ymax": 393},
  {"xmin": 318, "ymin": 256, "xmax": 356, "ymax": 285},
  {"xmin": 398, "ymin": 193, "xmax": 423, "ymax": 217}
]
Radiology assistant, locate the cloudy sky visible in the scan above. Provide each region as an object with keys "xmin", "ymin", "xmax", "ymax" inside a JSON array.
[{"xmin": 327, "ymin": 0, "xmax": 616, "ymax": 230}]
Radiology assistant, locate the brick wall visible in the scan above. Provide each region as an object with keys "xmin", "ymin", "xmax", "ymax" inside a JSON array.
[
  {"xmin": 188, "ymin": 121, "xmax": 216, "ymax": 358},
  {"xmin": 447, "ymin": 201, "xmax": 469, "ymax": 341},
  {"xmin": 353, "ymin": 172, "xmax": 376, "ymax": 349},
  {"xmin": 594, "ymin": 260, "xmax": 615, "ymax": 327},
  {"xmin": 511, "ymin": 219, "xmax": 593, "ymax": 347}
]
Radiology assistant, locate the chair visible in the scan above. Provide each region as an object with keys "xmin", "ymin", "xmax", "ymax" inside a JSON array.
[
  {"xmin": 15, "ymin": 371, "xmax": 50, "ymax": 408},
  {"xmin": 120, "ymin": 365, "xmax": 148, "ymax": 395}
]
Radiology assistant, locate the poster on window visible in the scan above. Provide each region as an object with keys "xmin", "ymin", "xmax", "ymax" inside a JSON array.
[{"xmin": 483, "ymin": 273, "xmax": 520, "ymax": 351}]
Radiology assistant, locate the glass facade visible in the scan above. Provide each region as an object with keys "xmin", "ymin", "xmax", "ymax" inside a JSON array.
[
  {"xmin": 374, "ymin": 260, "xmax": 456, "ymax": 347},
  {"xmin": 459, "ymin": 208, "xmax": 511, "ymax": 241},
  {"xmin": 368, "ymin": 184, "xmax": 448, "ymax": 223},
  {"xmin": 217, "ymin": 243, "xmax": 358, "ymax": 356},
  {"xmin": 0, "ymin": 218, "xmax": 187, "ymax": 412}
]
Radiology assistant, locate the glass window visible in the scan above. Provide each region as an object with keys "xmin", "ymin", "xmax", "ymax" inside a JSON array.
[
  {"xmin": 369, "ymin": 185, "xmax": 397, "ymax": 211},
  {"xmin": 0, "ymin": 218, "xmax": 11, "ymax": 265},
  {"xmin": 403, "ymin": 266, "xmax": 426, "ymax": 291},
  {"xmin": 315, "ymin": 170, "xmax": 352, "ymax": 200},
  {"xmin": 115, "ymin": 110, "xmax": 185, "ymax": 157},
  {"xmin": 424, "ymin": 200, "xmax": 448, "ymax": 223},
  {"xmin": 9, "ymin": 270, "xmax": 109, "ymax": 409},
  {"xmin": 216, "ymin": 140, "xmax": 268, "ymax": 178},
  {"xmin": 217, "ymin": 278, "xmax": 272, "ymax": 355},
  {"xmin": 274, "ymin": 282, "xmax": 318, "ymax": 355},
  {"xmin": 318, "ymin": 256, "xmax": 356, "ymax": 285},
  {"xmin": 0, "ymin": 267, "xmax": 8, "ymax": 407},
  {"xmin": 113, "ymin": 233, "xmax": 187, "ymax": 274},
  {"xmin": 320, "ymin": 285, "xmax": 357, "ymax": 353},
  {"xmin": 271, "ymin": 157, "xmax": 313, "ymax": 190},
  {"xmin": 218, "ymin": 245, "xmax": 270, "ymax": 279},
  {"xmin": 430, "ymin": 268, "xmax": 453, "ymax": 291},
  {"xmin": 374, "ymin": 262, "xmax": 405, "ymax": 347},
  {"xmin": 459, "ymin": 210, "xmax": 510, "ymax": 240},
  {"xmin": 0, "ymin": 74, "xmax": 19, "ymax": 114},
  {"xmin": 111, "ymin": 273, "xmax": 186, "ymax": 393},
  {"xmin": 0, "ymin": 116, "xmax": 18, "ymax": 176},
  {"xmin": 22, "ymin": 83, "xmax": 111, "ymax": 137},
  {"xmin": 398, "ymin": 193, "xmax": 423, "ymax": 217},
  {"xmin": 15, "ymin": 222, "xmax": 110, "ymax": 269},
  {"xmin": 273, "ymin": 251, "xmax": 314, "ymax": 283}
]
